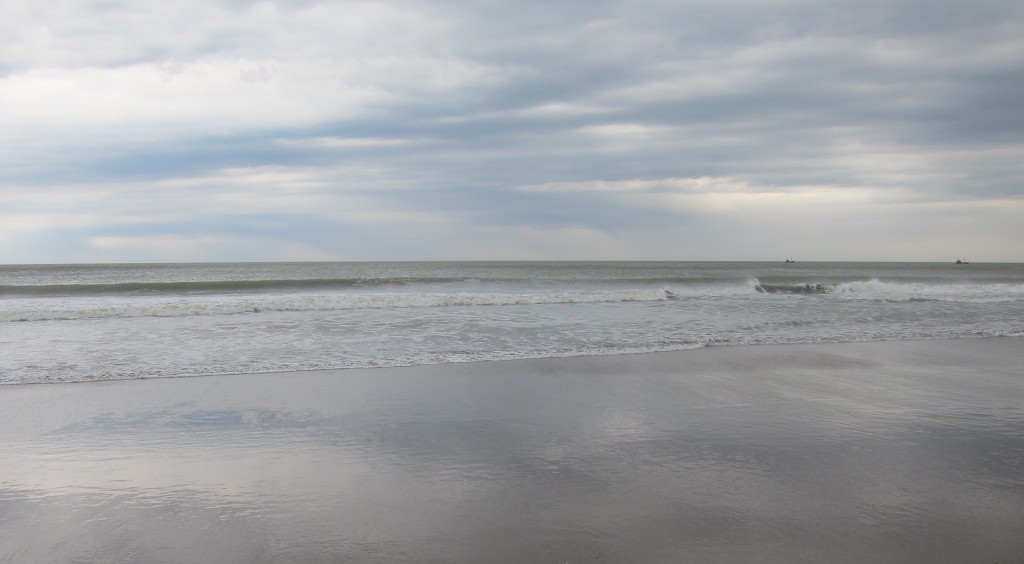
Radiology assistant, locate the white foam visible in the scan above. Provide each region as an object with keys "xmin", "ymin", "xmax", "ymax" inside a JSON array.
[
  {"xmin": 0, "ymin": 288, "xmax": 677, "ymax": 322},
  {"xmin": 832, "ymin": 279, "xmax": 1024, "ymax": 302}
]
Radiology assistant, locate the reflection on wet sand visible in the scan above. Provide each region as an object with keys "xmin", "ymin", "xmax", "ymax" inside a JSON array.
[{"xmin": 1, "ymin": 338, "xmax": 1023, "ymax": 563}]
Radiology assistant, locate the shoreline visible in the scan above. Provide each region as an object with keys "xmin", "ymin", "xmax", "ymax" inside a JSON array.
[
  {"xmin": 3, "ymin": 334, "xmax": 1021, "ymax": 388},
  {"xmin": 2, "ymin": 336, "xmax": 1022, "ymax": 562}
]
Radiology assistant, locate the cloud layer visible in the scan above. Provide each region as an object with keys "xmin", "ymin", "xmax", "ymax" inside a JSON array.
[{"xmin": 3, "ymin": 0, "xmax": 1023, "ymax": 262}]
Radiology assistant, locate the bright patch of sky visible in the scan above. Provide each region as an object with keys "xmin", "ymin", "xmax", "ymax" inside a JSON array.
[{"xmin": 2, "ymin": 0, "xmax": 1023, "ymax": 262}]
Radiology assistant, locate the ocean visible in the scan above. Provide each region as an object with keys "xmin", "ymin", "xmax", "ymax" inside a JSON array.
[
  {"xmin": 2, "ymin": 261, "xmax": 1022, "ymax": 385},
  {"xmin": 4, "ymin": 262, "xmax": 1024, "ymax": 562}
]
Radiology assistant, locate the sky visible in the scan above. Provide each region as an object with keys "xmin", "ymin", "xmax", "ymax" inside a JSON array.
[{"xmin": 2, "ymin": 0, "xmax": 1023, "ymax": 263}]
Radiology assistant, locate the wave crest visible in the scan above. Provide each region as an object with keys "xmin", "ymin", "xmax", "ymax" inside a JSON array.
[{"xmin": 750, "ymin": 277, "xmax": 1024, "ymax": 302}]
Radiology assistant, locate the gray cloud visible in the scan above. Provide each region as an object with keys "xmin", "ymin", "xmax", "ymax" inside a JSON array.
[{"xmin": 2, "ymin": 0, "xmax": 1022, "ymax": 262}]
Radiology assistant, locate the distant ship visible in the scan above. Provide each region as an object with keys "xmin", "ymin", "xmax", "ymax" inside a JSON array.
[
  {"xmin": 955, "ymin": 258, "xmax": 969, "ymax": 265},
  {"xmin": 784, "ymin": 258, "xmax": 795, "ymax": 263}
]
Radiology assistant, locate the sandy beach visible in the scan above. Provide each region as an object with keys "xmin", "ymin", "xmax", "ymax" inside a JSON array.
[{"xmin": 2, "ymin": 337, "xmax": 1022, "ymax": 563}]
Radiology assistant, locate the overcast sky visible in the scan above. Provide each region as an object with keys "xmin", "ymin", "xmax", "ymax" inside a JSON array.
[{"xmin": 2, "ymin": 0, "xmax": 1022, "ymax": 263}]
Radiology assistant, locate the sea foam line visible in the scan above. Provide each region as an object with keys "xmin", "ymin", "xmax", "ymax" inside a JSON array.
[{"xmin": 0, "ymin": 289, "xmax": 679, "ymax": 322}]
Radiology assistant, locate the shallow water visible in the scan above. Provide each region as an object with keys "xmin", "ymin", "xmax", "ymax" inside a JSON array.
[
  {"xmin": 2, "ymin": 261, "xmax": 1023, "ymax": 384},
  {"xmin": 1, "ymin": 339, "xmax": 1022, "ymax": 562}
]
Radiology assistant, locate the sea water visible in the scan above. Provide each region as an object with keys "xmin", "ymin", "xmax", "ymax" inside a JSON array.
[{"xmin": 2, "ymin": 261, "xmax": 1023, "ymax": 384}]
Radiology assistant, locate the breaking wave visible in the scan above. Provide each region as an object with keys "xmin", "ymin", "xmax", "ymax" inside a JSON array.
[{"xmin": 751, "ymin": 278, "xmax": 1024, "ymax": 302}]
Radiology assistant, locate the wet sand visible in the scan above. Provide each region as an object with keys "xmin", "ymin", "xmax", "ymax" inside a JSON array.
[{"xmin": 1, "ymin": 338, "xmax": 1022, "ymax": 563}]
